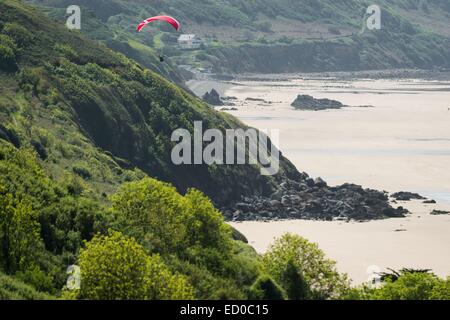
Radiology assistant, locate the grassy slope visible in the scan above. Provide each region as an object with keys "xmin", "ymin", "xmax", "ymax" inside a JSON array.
[
  {"xmin": 0, "ymin": 0, "xmax": 299, "ymax": 205},
  {"xmin": 0, "ymin": 272, "xmax": 53, "ymax": 300},
  {"xmin": 23, "ymin": 2, "xmax": 187, "ymax": 85},
  {"xmin": 26, "ymin": 0, "xmax": 450, "ymax": 72}
]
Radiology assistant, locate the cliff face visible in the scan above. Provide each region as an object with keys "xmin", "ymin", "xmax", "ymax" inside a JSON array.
[
  {"xmin": 206, "ymin": 34, "xmax": 450, "ymax": 74},
  {"xmin": 207, "ymin": 42, "xmax": 361, "ymax": 74},
  {"xmin": 26, "ymin": 0, "xmax": 450, "ymax": 74}
]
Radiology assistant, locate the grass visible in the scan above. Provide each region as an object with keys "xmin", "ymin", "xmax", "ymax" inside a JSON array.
[{"xmin": 0, "ymin": 272, "xmax": 54, "ymax": 300}]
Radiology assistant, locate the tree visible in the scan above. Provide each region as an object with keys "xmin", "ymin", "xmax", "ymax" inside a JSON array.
[
  {"xmin": 146, "ymin": 255, "xmax": 195, "ymax": 300},
  {"xmin": 110, "ymin": 178, "xmax": 187, "ymax": 254},
  {"xmin": 249, "ymin": 275, "xmax": 286, "ymax": 300},
  {"xmin": 263, "ymin": 234, "xmax": 350, "ymax": 300},
  {"xmin": 183, "ymin": 189, "xmax": 232, "ymax": 250},
  {"xmin": 0, "ymin": 34, "xmax": 17, "ymax": 70},
  {"xmin": 280, "ymin": 259, "xmax": 310, "ymax": 300},
  {"xmin": 430, "ymin": 277, "xmax": 450, "ymax": 300},
  {"xmin": 345, "ymin": 272, "xmax": 450, "ymax": 301},
  {"xmin": 369, "ymin": 272, "xmax": 443, "ymax": 300},
  {"xmin": 79, "ymin": 231, "xmax": 194, "ymax": 300},
  {"xmin": 0, "ymin": 186, "xmax": 42, "ymax": 274}
]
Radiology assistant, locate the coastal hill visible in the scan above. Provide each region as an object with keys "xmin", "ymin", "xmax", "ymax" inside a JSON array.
[
  {"xmin": 0, "ymin": 0, "xmax": 406, "ymax": 221},
  {"xmin": 1, "ymin": 0, "xmax": 447, "ymax": 301},
  {"xmin": 26, "ymin": 0, "xmax": 450, "ymax": 73}
]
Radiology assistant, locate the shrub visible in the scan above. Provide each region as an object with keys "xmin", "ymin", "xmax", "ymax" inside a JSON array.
[
  {"xmin": 183, "ymin": 188, "xmax": 232, "ymax": 250},
  {"xmin": 263, "ymin": 234, "xmax": 350, "ymax": 300},
  {"xmin": 279, "ymin": 260, "xmax": 310, "ymax": 300},
  {"xmin": 249, "ymin": 275, "xmax": 286, "ymax": 300},
  {"xmin": 0, "ymin": 186, "xmax": 43, "ymax": 274},
  {"xmin": 0, "ymin": 34, "xmax": 17, "ymax": 67},
  {"xmin": 256, "ymin": 21, "xmax": 273, "ymax": 33},
  {"xmin": 369, "ymin": 273, "xmax": 446, "ymax": 300},
  {"xmin": 346, "ymin": 273, "xmax": 450, "ymax": 301},
  {"xmin": 2, "ymin": 23, "xmax": 33, "ymax": 47},
  {"xmin": 79, "ymin": 231, "xmax": 194, "ymax": 300},
  {"xmin": 72, "ymin": 165, "xmax": 92, "ymax": 180},
  {"xmin": 110, "ymin": 178, "xmax": 187, "ymax": 254},
  {"xmin": 15, "ymin": 266, "xmax": 54, "ymax": 293},
  {"xmin": 0, "ymin": 272, "xmax": 52, "ymax": 300}
]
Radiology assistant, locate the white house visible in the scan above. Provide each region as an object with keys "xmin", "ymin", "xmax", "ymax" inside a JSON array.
[{"xmin": 177, "ymin": 34, "xmax": 202, "ymax": 50}]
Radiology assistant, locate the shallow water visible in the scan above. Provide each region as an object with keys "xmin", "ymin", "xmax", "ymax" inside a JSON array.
[{"xmin": 222, "ymin": 76, "xmax": 450, "ymax": 283}]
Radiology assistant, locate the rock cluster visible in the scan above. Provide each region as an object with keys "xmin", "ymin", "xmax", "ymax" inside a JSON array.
[
  {"xmin": 430, "ymin": 210, "xmax": 450, "ymax": 216},
  {"xmin": 202, "ymin": 89, "xmax": 224, "ymax": 106},
  {"xmin": 391, "ymin": 192, "xmax": 426, "ymax": 201},
  {"xmin": 222, "ymin": 174, "xmax": 409, "ymax": 222}
]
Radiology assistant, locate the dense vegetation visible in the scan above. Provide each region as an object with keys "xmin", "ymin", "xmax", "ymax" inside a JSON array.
[
  {"xmin": 0, "ymin": 144, "xmax": 448, "ymax": 300},
  {"xmin": 0, "ymin": 1, "xmax": 448, "ymax": 300},
  {"xmin": 0, "ymin": 0, "xmax": 300, "ymax": 209}
]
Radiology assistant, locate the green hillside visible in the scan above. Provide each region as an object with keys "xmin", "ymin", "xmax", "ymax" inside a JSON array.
[
  {"xmin": 26, "ymin": 0, "xmax": 450, "ymax": 73},
  {"xmin": 1, "ymin": 0, "xmax": 449, "ymax": 301},
  {"xmin": 0, "ymin": 0, "xmax": 300, "ymax": 207},
  {"xmin": 0, "ymin": 0, "xmax": 289, "ymax": 298}
]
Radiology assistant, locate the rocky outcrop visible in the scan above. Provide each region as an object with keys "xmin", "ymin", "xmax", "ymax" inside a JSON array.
[
  {"xmin": 291, "ymin": 95, "xmax": 344, "ymax": 111},
  {"xmin": 291, "ymin": 94, "xmax": 373, "ymax": 111},
  {"xmin": 391, "ymin": 192, "xmax": 426, "ymax": 201},
  {"xmin": 222, "ymin": 174, "xmax": 409, "ymax": 222},
  {"xmin": 202, "ymin": 89, "xmax": 224, "ymax": 106},
  {"xmin": 430, "ymin": 210, "xmax": 450, "ymax": 215}
]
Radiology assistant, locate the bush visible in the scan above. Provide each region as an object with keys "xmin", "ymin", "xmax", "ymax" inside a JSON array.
[
  {"xmin": 183, "ymin": 188, "xmax": 232, "ymax": 250},
  {"xmin": 2, "ymin": 23, "xmax": 33, "ymax": 47},
  {"xmin": 110, "ymin": 178, "xmax": 187, "ymax": 254},
  {"xmin": 369, "ymin": 273, "xmax": 448, "ymax": 300},
  {"xmin": 256, "ymin": 21, "xmax": 273, "ymax": 33},
  {"xmin": 79, "ymin": 231, "xmax": 194, "ymax": 300},
  {"xmin": 279, "ymin": 260, "xmax": 310, "ymax": 300},
  {"xmin": 263, "ymin": 234, "xmax": 350, "ymax": 300},
  {"xmin": 72, "ymin": 165, "xmax": 92, "ymax": 180},
  {"xmin": 249, "ymin": 275, "xmax": 286, "ymax": 300},
  {"xmin": 15, "ymin": 266, "xmax": 54, "ymax": 293},
  {"xmin": 0, "ymin": 272, "xmax": 52, "ymax": 300},
  {"xmin": 0, "ymin": 186, "xmax": 43, "ymax": 274},
  {"xmin": 0, "ymin": 34, "xmax": 17, "ymax": 68},
  {"xmin": 346, "ymin": 272, "xmax": 450, "ymax": 301}
]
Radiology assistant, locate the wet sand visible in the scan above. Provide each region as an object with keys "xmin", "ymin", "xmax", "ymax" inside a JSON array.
[{"xmin": 220, "ymin": 76, "xmax": 450, "ymax": 283}]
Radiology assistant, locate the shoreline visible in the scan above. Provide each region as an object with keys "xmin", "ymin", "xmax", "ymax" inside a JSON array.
[
  {"xmin": 229, "ymin": 200, "xmax": 450, "ymax": 284},
  {"xmin": 188, "ymin": 72, "xmax": 450, "ymax": 284}
]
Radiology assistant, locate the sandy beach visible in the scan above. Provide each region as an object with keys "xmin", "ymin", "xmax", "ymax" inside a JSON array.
[
  {"xmin": 188, "ymin": 74, "xmax": 450, "ymax": 284},
  {"xmin": 230, "ymin": 200, "xmax": 450, "ymax": 284},
  {"xmin": 223, "ymin": 77, "xmax": 450, "ymax": 204}
]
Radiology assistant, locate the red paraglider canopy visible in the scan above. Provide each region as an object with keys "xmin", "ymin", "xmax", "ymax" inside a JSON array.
[{"xmin": 137, "ymin": 15, "xmax": 181, "ymax": 32}]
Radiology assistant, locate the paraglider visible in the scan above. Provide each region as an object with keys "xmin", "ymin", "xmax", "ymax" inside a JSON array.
[
  {"xmin": 136, "ymin": 15, "xmax": 181, "ymax": 63},
  {"xmin": 137, "ymin": 15, "xmax": 181, "ymax": 33}
]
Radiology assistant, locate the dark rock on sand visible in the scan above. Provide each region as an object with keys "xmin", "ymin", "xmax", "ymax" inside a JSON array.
[
  {"xmin": 423, "ymin": 199, "xmax": 437, "ymax": 204},
  {"xmin": 291, "ymin": 94, "xmax": 373, "ymax": 111},
  {"xmin": 222, "ymin": 176, "xmax": 409, "ymax": 222},
  {"xmin": 391, "ymin": 192, "xmax": 426, "ymax": 201},
  {"xmin": 203, "ymin": 89, "xmax": 224, "ymax": 106},
  {"xmin": 291, "ymin": 95, "xmax": 344, "ymax": 111},
  {"xmin": 430, "ymin": 210, "xmax": 450, "ymax": 215},
  {"xmin": 245, "ymin": 97, "xmax": 271, "ymax": 103}
]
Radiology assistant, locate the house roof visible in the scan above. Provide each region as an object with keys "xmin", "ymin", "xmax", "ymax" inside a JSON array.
[{"xmin": 178, "ymin": 34, "xmax": 197, "ymax": 41}]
